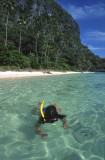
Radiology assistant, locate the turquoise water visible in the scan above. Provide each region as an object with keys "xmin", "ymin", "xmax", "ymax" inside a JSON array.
[{"xmin": 0, "ymin": 73, "xmax": 105, "ymax": 160}]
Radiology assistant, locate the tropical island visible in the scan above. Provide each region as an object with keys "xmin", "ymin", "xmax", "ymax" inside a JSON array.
[{"xmin": 0, "ymin": 0, "xmax": 105, "ymax": 73}]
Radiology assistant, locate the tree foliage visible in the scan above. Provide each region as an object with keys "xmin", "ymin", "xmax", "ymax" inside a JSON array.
[{"xmin": 0, "ymin": 43, "xmax": 30, "ymax": 68}]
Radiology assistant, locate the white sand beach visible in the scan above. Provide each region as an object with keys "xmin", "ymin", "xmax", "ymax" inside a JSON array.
[{"xmin": 0, "ymin": 71, "xmax": 82, "ymax": 79}]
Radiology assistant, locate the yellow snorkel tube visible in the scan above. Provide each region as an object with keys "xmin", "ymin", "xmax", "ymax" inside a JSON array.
[{"xmin": 40, "ymin": 100, "xmax": 46, "ymax": 122}]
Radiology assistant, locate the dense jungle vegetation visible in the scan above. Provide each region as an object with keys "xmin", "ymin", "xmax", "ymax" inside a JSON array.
[{"xmin": 0, "ymin": 0, "xmax": 105, "ymax": 71}]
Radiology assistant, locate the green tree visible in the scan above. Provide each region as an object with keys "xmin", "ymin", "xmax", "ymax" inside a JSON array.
[
  {"xmin": 2, "ymin": 0, "xmax": 15, "ymax": 46},
  {"xmin": 0, "ymin": 43, "xmax": 11, "ymax": 65},
  {"xmin": 17, "ymin": 15, "xmax": 27, "ymax": 52},
  {"xmin": 11, "ymin": 50, "xmax": 30, "ymax": 68}
]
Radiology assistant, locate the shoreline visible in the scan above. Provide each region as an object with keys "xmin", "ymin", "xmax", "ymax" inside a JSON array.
[{"xmin": 0, "ymin": 71, "xmax": 94, "ymax": 80}]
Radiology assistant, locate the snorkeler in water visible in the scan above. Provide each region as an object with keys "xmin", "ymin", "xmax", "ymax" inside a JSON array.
[{"xmin": 34, "ymin": 99, "xmax": 68, "ymax": 139}]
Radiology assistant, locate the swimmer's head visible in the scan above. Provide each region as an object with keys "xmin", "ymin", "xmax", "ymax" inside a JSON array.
[{"xmin": 43, "ymin": 105, "xmax": 66, "ymax": 123}]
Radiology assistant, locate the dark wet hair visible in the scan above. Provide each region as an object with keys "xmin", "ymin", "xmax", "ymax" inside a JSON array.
[{"xmin": 43, "ymin": 105, "xmax": 66, "ymax": 123}]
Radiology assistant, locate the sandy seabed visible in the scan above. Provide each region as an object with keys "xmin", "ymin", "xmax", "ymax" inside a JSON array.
[{"xmin": 0, "ymin": 71, "xmax": 93, "ymax": 79}]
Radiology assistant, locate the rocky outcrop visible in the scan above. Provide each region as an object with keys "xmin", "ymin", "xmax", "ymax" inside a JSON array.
[{"xmin": 13, "ymin": 0, "xmax": 80, "ymax": 35}]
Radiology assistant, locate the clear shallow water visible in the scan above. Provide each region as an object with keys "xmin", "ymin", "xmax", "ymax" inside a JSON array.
[{"xmin": 0, "ymin": 73, "xmax": 105, "ymax": 160}]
